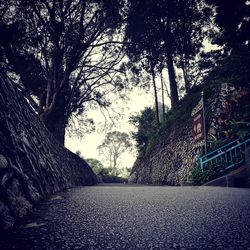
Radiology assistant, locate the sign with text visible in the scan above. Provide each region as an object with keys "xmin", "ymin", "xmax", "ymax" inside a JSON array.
[{"xmin": 192, "ymin": 110, "xmax": 204, "ymax": 142}]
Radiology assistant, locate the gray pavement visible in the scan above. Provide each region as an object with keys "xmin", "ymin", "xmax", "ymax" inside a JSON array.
[{"xmin": 0, "ymin": 185, "xmax": 250, "ymax": 250}]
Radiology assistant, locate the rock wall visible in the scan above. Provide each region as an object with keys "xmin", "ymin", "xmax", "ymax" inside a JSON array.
[
  {"xmin": 0, "ymin": 75, "xmax": 97, "ymax": 229},
  {"xmin": 129, "ymin": 119, "xmax": 197, "ymax": 185},
  {"xmin": 129, "ymin": 83, "xmax": 250, "ymax": 185}
]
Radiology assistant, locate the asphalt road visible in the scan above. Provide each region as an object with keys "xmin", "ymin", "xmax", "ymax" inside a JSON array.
[{"xmin": 1, "ymin": 184, "xmax": 250, "ymax": 250}]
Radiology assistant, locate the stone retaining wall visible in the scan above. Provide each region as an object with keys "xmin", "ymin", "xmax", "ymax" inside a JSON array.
[{"xmin": 0, "ymin": 75, "xmax": 97, "ymax": 229}]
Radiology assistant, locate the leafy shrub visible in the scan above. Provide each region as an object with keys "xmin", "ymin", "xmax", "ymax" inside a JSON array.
[
  {"xmin": 191, "ymin": 165, "xmax": 204, "ymax": 186},
  {"xmin": 129, "ymin": 107, "xmax": 159, "ymax": 155},
  {"xmin": 98, "ymin": 171, "xmax": 127, "ymax": 183},
  {"xmin": 191, "ymin": 155, "xmax": 245, "ymax": 186},
  {"xmin": 191, "ymin": 162, "xmax": 226, "ymax": 186}
]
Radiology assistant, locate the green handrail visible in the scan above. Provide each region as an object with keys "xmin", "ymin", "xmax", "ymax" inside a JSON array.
[{"xmin": 198, "ymin": 138, "xmax": 250, "ymax": 172}]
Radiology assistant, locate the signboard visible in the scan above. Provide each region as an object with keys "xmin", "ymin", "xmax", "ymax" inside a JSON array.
[{"xmin": 192, "ymin": 110, "xmax": 204, "ymax": 142}]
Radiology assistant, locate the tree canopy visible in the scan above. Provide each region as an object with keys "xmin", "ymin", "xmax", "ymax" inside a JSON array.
[
  {"xmin": 1, "ymin": 0, "xmax": 249, "ymax": 147},
  {"xmin": 206, "ymin": 0, "xmax": 250, "ymax": 50},
  {"xmin": 0, "ymin": 0, "xmax": 126, "ymax": 144}
]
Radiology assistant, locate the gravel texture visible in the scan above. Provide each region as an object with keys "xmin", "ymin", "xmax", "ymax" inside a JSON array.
[{"xmin": 0, "ymin": 184, "xmax": 250, "ymax": 250}]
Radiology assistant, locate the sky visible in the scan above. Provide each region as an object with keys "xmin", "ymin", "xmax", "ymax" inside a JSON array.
[{"xmin": 65, "ymin": 86, "xmax": 156, "ymax": 170}]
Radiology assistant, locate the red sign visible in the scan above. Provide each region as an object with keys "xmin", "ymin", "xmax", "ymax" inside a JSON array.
[{"xmin": 192, "ymin": 110, "xmax": 204, "ymax": 142}]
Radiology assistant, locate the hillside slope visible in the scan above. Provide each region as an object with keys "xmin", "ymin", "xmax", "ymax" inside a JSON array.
[{"xmin": 129, "ymin": 80, "xmax": 250, "ymax": 185}]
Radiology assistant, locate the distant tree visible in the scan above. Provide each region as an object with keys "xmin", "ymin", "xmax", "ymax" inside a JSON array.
[
  {"xmin": 97, "ymin": 131, "xmax": 132, "ymax": 175},
  {"xmin": 85, "ymin": 158, "xmax": 106, "ymax": 175},
  {"xmin": 0, "ymin": 0, "xmax": 126, "ymax": 144},
  {"xmin": 116, "ymin": 166, "xmax": 132, "ymax": 178}
]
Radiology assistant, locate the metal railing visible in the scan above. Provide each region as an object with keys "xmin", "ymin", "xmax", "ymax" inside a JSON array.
[{"xmin": 198, "ymin": 137, "xmax": 250, "ymax": 172}]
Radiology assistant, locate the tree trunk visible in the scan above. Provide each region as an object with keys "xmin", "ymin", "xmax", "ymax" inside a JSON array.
[
  {"xmin": 151, "ymin": 63, "xmax": 160, "ymax": 127},
  {"xmin": 41, "ymin": 87, "xmax": 69, "ymax": 145},
  {"xmin": 44, "ymin": 112, "xmax": 67, "ymax": 145},
  {"xmin": 160, "ymin": 69, "xmax": 166, "ymax": 121},
  {"xmin": 182, "ymin": 62, "xmax": 191, "ymax": 94},
  {"xmin": 165, "ymin": 22, "xmax": 179, "ymax": 108}
]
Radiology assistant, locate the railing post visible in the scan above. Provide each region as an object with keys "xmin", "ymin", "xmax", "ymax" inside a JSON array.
[
  {"xmin": 225, "ymin": 151, "xmax": 228, "ymax": 164},
  {"xmin": 200, "ymin": 158, "xmax": 204, "ymax": 172}
]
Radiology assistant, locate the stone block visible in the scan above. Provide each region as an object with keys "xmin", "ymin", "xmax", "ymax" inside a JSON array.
[
  {"xmin": 0, "ymin": 201, "xmax": 15, "ymax": 230},
  {"xmin": 0, "ymin": 155, "xmax": 8, "ymax": 169}
]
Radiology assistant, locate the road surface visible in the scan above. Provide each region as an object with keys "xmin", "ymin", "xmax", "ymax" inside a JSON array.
[{"xmin": 0, "ymin": 184, "xmax": 250, "ymax": 249}]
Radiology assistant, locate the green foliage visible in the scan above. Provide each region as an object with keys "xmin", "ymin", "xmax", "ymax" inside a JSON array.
[
  {"xmin": 191, "ymin": 162, "xmax": 227, "ymax": 186},
  {"xmin": 192, "ymin": 142, "xmax": 247, "ymax": 186},
  {"xmin": 208, "ymin": 139, "xmax": 228, "ymax": 153},
  {"xmin": 221, "ymin": 120, "xmax": 250, "ymax": 141},
  {"xmin": 98, "ymin": 173, "xmax": 127, "ymax": 184},
  {"xmin": 205, "ymin": 0, "xmax": 250, "ymax": 50},
  {"xmin": 85, "ymin": 158, "xmax": 105, "ymax": 175},
  {"xmin": 129, "ymin": 107, "xmax": 158, "ymax": 155},
  {"xmin": 162, "ymin": 86, "xmax": 202, "ymax": 127},
  {"xmin": 85, "ymin": 157, "xmax": 127, "ymax": 183},
  {"xmin": 203, "ymin": 47, "xmax": 250, "ymax": 90},
  {"xmin": 191, "ymin": 165, "xmax": 204, "ymax": 186},
  {"xmin": 173, "ymin": 24, "xmax": 250, "ymax": 114},
  {"xmin": 130, "ymin": 87, "xmax": 202, "ymax": 155}
]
